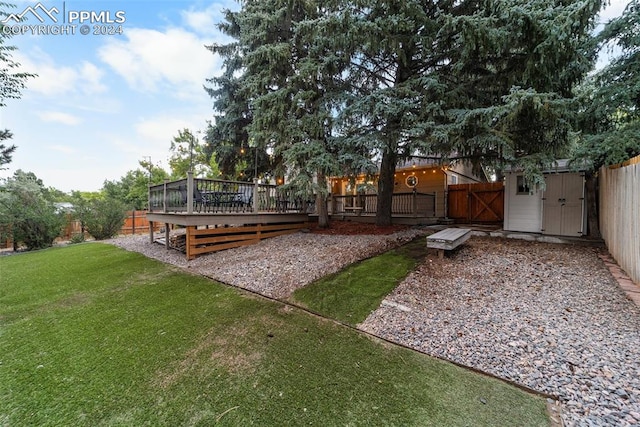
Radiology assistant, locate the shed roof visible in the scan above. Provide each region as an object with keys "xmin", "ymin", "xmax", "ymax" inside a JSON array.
[{"xmin": 505, "ymin": 159, "xmax": 588, "ymax": 174}]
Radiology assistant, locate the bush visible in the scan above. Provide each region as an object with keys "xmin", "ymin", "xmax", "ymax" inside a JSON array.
[
  {"xmin": 12, "ymin": 209, "xmax": 65, "ymax": 250},
  {"xmin": 0, "ymin": 171, "xmax": 66, "ymax": 251},
  {"xmin": 84, "ymin": 198, "xmax": 127, "ymax": 240},
  {"xmin": 69, "ymin": 233, "xmax": 86, "ymax": 244}
]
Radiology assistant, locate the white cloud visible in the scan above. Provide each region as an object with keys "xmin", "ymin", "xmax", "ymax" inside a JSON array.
[
  {"xmin": 38, "ymin": 111, "xmax": 82, "ymax": 125},
  {"xmin": 98, "ymin": 27, "xmax": 220, "ymax": 96},
  {"xmin": 598, "ymin": 0, "xmax": 630, "ymax": 24},
  {"xmin": 14, "ymin": 49, "xmax": 108, "ymax": 97},
  {"xmin": 135, "ymin": 114, "xmax": 205, "ymax": 147},
  {"xmin": 78, "ymin": 62, "xmax": 108, "ymax": 94},
  {"xmin": 178, "ymin": 1, "xmax": 241, "ymax": 35},
  {"xmin": 49, "ymin": 145, "xmax": 76, "ymax": 154},
  {"xmin": 181, "ymin": 8, "xmax": 217, "ymax": 34},
  {"xmin": 103, "ymin": 114, "xmax": 208, "ymax": 172}
]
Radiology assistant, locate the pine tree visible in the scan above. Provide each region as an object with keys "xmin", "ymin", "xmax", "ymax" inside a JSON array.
[
  {"xmin": 572, "ymin": 0, "xmax": 640, "ymax": 237},
  {"xmin": 205, "ymin": 8, "xmax": 273, "ymax": 181},
  {"xmin": 334, "ymin": 0, "xmax": 602, "ymax": 224},
  {"xmin": 0, "ymin": 2, "xmax": 36, "ymax": 168},
  {"xmin": 207, "ymin": 0, "xmax": 603, "ymax": 226},
  {"xmin": 575, "ymin": 0, "xmax": 640, "ymax": 169}
]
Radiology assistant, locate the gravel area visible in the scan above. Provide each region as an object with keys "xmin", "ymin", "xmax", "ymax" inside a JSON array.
[
  {"xmin": 361, "ymin": 236, "xmax": 640, "ymax": 427},
  {"xmin": 107, "ymin": 231, "xmax": 640, "ymax": 426},
  {"xmin": 107, "ymin": 228, "xmax": 425, "ymax": 299}
]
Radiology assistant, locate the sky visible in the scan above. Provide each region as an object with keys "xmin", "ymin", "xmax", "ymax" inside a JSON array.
[{"xmin": 0, "ymin": 0, "xmax": 632, "ymax": 193}]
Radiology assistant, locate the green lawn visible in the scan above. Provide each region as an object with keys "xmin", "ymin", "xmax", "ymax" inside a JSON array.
[
  {"xmin": 290, "ymin": 237, "xmax": 426, "ymax": 325},
  {"xmin": 0, "ymin": 243, "xmax": 549, "ymax": 426}
]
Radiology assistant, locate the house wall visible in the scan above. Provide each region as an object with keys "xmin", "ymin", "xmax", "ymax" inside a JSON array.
[
  {"xmin": 446, "ymin": 162, "xmax": 486, "ymax": 185},
  {"xmin": 504, "ymin": 172, "xmax": 543, "ymax": 233},
  {"xmin": 331, "ymin": 163, "xmax": 485, "ymax": 218},
  {"xmin": 394, "ymin": 167, "xmax": 447, "ymax": 217}
]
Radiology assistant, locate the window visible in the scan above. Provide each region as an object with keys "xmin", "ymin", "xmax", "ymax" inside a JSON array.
[
  {"xmin": 450, "ymin": 175, "xmax": 458, "ymax": 185},
  {"xmin": 516, "ymin": 175, "xmax": 530, "ymax": 195}
]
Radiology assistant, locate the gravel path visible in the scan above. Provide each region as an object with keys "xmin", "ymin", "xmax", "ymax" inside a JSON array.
[{"xmin": 108, "ymin": 231, "xmax": 640, "ymax": 426}]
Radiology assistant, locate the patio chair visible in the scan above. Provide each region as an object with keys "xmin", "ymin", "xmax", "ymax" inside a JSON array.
[
  {"xmin": 194, "ymin": 187, "xmax": 210, "ymax": 212},
  {"xmin": 232, "ymin": 187, "xmax": 253, "ymax": 211}
]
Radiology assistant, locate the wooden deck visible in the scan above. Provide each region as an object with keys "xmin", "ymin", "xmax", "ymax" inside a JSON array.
[
  {"xmin": 148, "ymin": 175, "xmax": 446, "ymax": 259},
  {"xmin": 147, "ymin": 175, "xmax": 316, "ymax": 259}
]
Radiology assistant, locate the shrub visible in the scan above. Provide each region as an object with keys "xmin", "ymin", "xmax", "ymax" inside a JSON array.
[
  {"xmin": 0, "ymin": 171, "xmax": 65, "ymax": 251},
  {"xmin": 69, "ymin": 233, "xmax": 86, "ymax": 244},
  {"xmin": 84, "ymin": 198, "xmax": 127, "ymax": 240},
  {"xmin": 12, "ymin": 209, "xmax": 65, "ymax": 250}
]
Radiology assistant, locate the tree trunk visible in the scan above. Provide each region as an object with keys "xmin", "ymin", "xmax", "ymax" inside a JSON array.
[
  {"xmin": 316, "ymin": 171, "xmax": 329, "ymax": 228},
  {"xmin": 585, "ymin": 171, "xmax": 601, "ymax": 239},
  {"xmin": 316, "ymin": 193, "xmax": 329, "ymax": 228},
  {"xmin": 376, "ymin": 148, "xmax": 397, "ymax": 226}
]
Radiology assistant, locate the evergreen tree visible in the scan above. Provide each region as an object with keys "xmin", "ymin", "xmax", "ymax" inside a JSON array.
[
  {"xmin": 337, "ymin": 0, "xmax": 602, "ymax": 224},
  {"xmin": 0, "ymin": 2, "xmax": 36, "ymax": 168},
  {"xmin": 572, "ymin": 0, "xmax": 640, "ymax": 237},
  {"xmin": 208, "ymin": 0, "xmax": 603, "ymax": 226},
  {"xmin": 207, "ymin": 1, "xmax": 359, "ymax": 226},
  {"xmin": 204, "ymin": 8, "xmax": 273, "ymax": 182},
  {"xmin": 241, "ymin": 0, "xmax": 358, "ymax": 226},
  {"xmin": 336, "ymin": 1, "xmax": 447, "ymax": 225},
  {"xmin": 575, "ymin": 0, "xmax": 640, "ymax": 169}
]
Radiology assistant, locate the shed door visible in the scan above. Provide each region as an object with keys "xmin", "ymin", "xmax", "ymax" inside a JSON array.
[{"xmin": 542, "ymin": 174, "xmax": 584, "ymax": 236}]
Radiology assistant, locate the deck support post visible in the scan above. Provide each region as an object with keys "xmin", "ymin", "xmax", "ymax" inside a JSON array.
[
  {"xmin": 165, "ymin": 223, "xmax": 170, "ymax": 249},
  {"xmin": 186, "ymin": 226, "xmax": 194, "ymax": 260},
  {"xmin": 149, "ymin": 220, "xmax": 154, "ymax": 243}
]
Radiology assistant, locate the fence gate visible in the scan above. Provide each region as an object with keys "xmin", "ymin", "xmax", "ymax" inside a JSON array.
[{"xmin": 448, "ymin": 182, "xmax": 504, "ymax": 223}]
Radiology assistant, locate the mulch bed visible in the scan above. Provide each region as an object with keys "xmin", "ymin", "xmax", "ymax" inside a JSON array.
[{"xmin": 310, "ymin": 220, "xmax": 409, "ymax": 236}]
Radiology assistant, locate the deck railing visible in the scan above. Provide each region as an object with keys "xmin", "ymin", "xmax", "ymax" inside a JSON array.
[
  {"xmin": 148, "ymin": 173, "xmax": 315, "ymax": 214},
  {"xmin": 330, "ymin": 192, "xmax": 436, "ymax": 217},
  {"xmin": 149, "ymin": 174, "xmax": 436, "ymax": 218}
]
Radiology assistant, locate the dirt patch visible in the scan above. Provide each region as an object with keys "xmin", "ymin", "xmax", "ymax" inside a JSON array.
[{"xmin": 311, "ymin": 220, "xmax": 409, "ymax": 236}]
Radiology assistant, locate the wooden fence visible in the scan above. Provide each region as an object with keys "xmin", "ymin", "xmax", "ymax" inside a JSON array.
[
  {"xmin": 1, "ymin": 210, "xmax": 161, "ymax": 249},
  {"xmin": 599, "ymin": 155, "xmax": 640, "ymax": 285},
  {"xmin": 447, "ymin": 182, "xmax": 504, "ymax": 223},
  {"xmin": 60, "ymin": 210, "xmax": 161, "ymax": 240}
]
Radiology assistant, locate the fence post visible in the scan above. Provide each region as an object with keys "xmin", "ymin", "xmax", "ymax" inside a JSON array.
[
  {"xmin": 163, "ymin": 179, "xmax": 168, "ymax": 213},
  {"xmin": 187, "ymin": 171, "xmax": 194, "ymax": 215},
  {"xmin": 253, "ymin": 178, "xmax": 259, "ymax": 213},
  {"xmin": 412, "ymin": 189, "xmax": 418, "ymax": 217}
]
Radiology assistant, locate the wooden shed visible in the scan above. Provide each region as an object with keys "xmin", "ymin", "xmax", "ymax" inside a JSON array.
[{"xmin": 503, "ymin": 160, "xmax": 587, "ymax": 237}]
